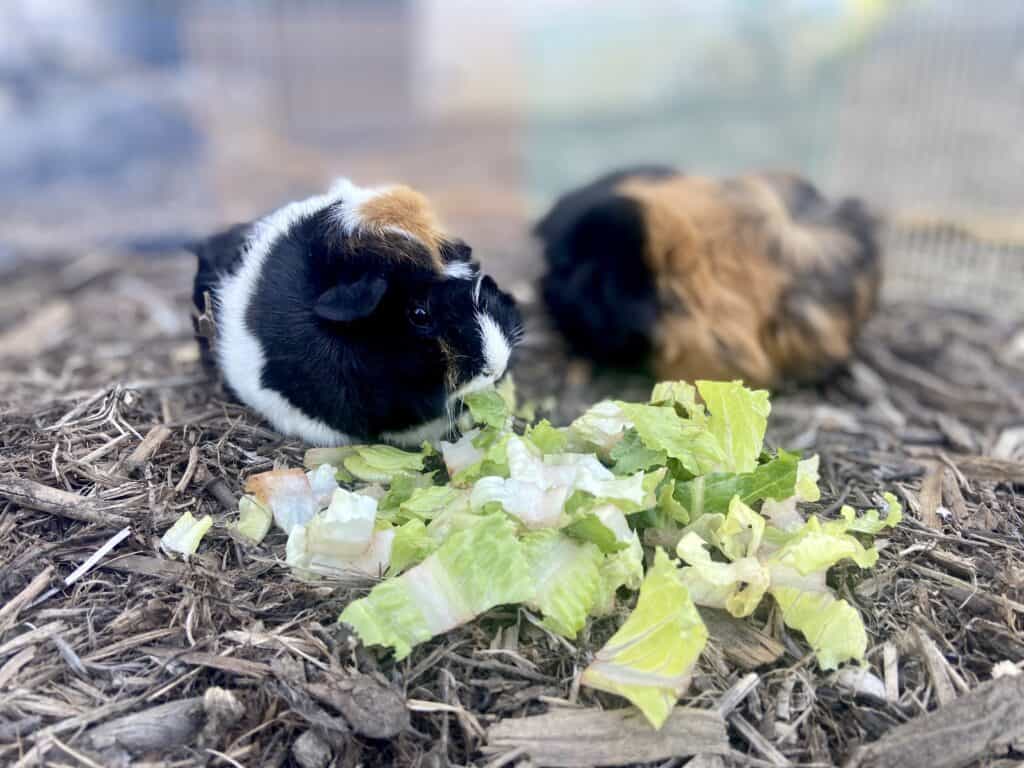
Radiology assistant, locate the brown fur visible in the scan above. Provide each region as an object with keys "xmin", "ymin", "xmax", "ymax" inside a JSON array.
[
  {"xmin": 616, "ymin": 173, "xmax": 880, "ymax": 389},
  {"xmin": 357, "ymin": 186, "xmax": 446, "ymax": 270}
]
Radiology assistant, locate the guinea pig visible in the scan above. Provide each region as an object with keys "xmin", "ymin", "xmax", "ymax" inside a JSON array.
[
  {"xmin": 536, "ymin": 166, "xmax": 881, "ymax": 389},
  {"xmin": 191, "ymin": 178, "xmax": 522, "ymax": 446}
]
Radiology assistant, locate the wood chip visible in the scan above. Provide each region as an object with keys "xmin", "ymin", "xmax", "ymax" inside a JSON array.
[
  {"xmin": 0, "ymin": 475, "xmax": 131, "ymax": 527},
  {"xmin": 484, "ymin": 708, "xmax": 728, "ymax": 767},
  {"xmin": 0, "ymin": 566, "xmax": 54, "ymax": 629},
  {"xmin": 86, "ymin": 696, "xmax": 206, "ymax": 753},
  {"xmin": 101, "ymin": 554, "xmax": 189, "ymax": 581},
  {"xmin": 917, "ymin": 462, "xmax": 945, "ymax": 529},
  {"xmin": 700, "ymin": 608, "xmax": 785, "ymax": 669},
  {"xmin": 123, "ymin": 425, "xmax": 173, "ymax": 473},
  {"xmin": 844, "ymin": 675, "xmax": 1024, "ymax": 768},
  {"xmin": 729, "ymin": 712, "xmax": 792, "ymax": 766},
  {"xmin": 0, "ymin": 646, "xmax": 37, "ymax": 689},
  {"xmin": 140, "ymin": 647, "xmax": 270, "ymax": 678},
  {"xmin": 911, "ymin": 626, "xmax": 957, "ymax": 707},
  {"xmin": 305, "ymin": 675, "xmax": 409, "ymax": 739}
]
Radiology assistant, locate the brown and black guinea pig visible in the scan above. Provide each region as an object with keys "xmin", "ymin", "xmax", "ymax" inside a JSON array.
[
  {"xmin": 191, "ymin": 178, "xmax": 522, "ymax": 447},
  {"xmin": 536, "ymin": 166, "xmax": 881, "ymax": 389}
]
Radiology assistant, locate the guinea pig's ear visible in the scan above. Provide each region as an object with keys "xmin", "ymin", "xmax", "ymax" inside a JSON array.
[{"xmin": 314, "ymin": 273, "xmax": 388, "ymax": 322}]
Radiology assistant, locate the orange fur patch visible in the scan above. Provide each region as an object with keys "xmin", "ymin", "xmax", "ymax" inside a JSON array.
[
  {"xmin": 357, "ymin": 186, "xmax": 446, "ymax": 270},
  {"xmin": 614, "ymin": 172, "xmax": 880, "ymax": 388}
]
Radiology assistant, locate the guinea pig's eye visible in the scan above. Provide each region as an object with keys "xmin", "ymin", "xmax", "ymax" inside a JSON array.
[{"xmin": 408, "ymin": 302, "xmax": 431, "ymax": 328}]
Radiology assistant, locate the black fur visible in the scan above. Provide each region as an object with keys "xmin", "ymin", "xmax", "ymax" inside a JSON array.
[
  {"xmin": 191, "ymin": 207, "xmax": 521, "ymax": 443},
  {"xmin": 190, "ymin": 221, "xmax": 252, "ymax": 371},
  {"xmin": 537, "ymin": 167, "xmax": 674, "ymax": 366}
]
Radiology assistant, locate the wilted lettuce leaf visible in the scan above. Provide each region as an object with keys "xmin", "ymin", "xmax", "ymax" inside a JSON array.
[
  {"xmin": 676, "ymin": 532, "xmax": 769, "ymax": 617},
  {"xmin": 695, "ymin": 380, "xmax": 770, "ymax": 474},
  {"xmin": 650, "ymin": 381, "xmax": 706, "ymax": 425},
  {"xmin": 340, "ymin": 513, "xmax": 533, "ymax": 659},
  {"xmin": 581, "ymin": 548, "xmax": 708, "ymax": 729},
  {"xmin": 343, "ymin": 445, "xmax": 427, "ymax": 483},
  {"xmin": 399, "ymin": 485, "xmax": 464, "ymax": 521},
  {"xmin": 770, "ymin": 582, "xmax": 867, "ymax": 670},
  {"xmin": 464, "ymin": 388, "xmax": 510, "ymax": 429},
  {"xmin": 831, "ymin": 492, "xmax": 902, "ymax": 535},
  {"xmin": 522, "ymin": 530, "xmax": 603, "ymax": 637}
]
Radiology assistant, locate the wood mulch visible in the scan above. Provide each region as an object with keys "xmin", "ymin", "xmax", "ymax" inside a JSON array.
[{"xmin": 1, "ymin": 248, "xmax": 1022, "ymax": 767}]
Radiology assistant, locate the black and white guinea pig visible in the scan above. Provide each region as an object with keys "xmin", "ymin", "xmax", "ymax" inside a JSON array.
[
  {"xmin": 191, "ymin": 178, "xmax": 522, "ymax": 446},
  {"xmin": 536, "ymin": 166, "xmax": 881, "ymax": 389}
]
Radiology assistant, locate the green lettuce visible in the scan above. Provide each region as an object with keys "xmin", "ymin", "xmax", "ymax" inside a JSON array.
[
  {"xmin": 160, "ymin": 510, "xmax": 213, "ymax": 557},
  {"xmin": 231, "ymin": 496, "xmax": 273, "ymax": 544},
  {"xmin": 581, "ymin": 549, "xmax": 708, "ymax": 729},
  {"xmin": 388, "ymin": 519, "xmax": 437, "ymax": 575},
  {"xmin": 340, "ymin": 513, "xmax": 533, "ymax": 659},
  {"xmin": 341, "ymin": 445, "xmax": 427, "ymax": 484},
  {"xmin": 464, "ymin": 388, "xmax": 511, "ymax": 429},
  {"xmin": 522, "ymin": 530, "xmax": 604, "ymax": 637},
  {"xmin": 618, "ymin": 403, "xmax": 725, "ymax": 476},
  {"xmin": 609, "ymin": 429, "xmax": 668, "ymax": 475},
  {"xmin": 524, "ymin": 420, "xmax": 569, "ymax": 455},
  {"xmin": 695, "ymin": 380, "xmax": 770, "ymax": 474}
]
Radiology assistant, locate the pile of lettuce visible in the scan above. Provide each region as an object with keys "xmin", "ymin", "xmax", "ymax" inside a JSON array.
[{"xmin": 172, "ymin": 379, "xmax": 900, "ymax": 730}]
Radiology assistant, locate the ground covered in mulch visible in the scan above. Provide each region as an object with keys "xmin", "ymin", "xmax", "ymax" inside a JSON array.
[{"xmin": 1, "ymin": 250, "xmax": 1023, "ymax": 768}]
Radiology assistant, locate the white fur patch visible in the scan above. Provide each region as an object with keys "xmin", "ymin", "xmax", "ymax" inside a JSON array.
[
  {"xmin": 328, "ymin": 177, "xmax": 393, "ymax": 236},
  {"xmin": 478, "ymin": 313, "xmax": 512, "ymax": 378},
  {"xmin": 381, "ymin": 416, "xmax": 450, "ymax": 446},
  {"xmin": 215, "ymin": 184, "xmax": 360, "ymax": 447},
  {"xmin": 443, "ymin": 261, "xmax": 475, "ymax": 280}
]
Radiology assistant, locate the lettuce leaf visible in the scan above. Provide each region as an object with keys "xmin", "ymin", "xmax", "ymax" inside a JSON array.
[
  {"xmin": 610, "ymin": 429, "xmax": 668, "ymax": 475},
  {"xmin": 343, "ymin": 445, "xmax": 426, "ymax": 483},
  {"xmin": 464, "ymin": 388, "xmax": 510, "ymax": 429},
  {"xmin": 650, "ymin": 381, "xmax": 706, "ymax": 425},
  {"xmin": 522, "ymin": 530, "xmax": 603, "ymax": 637},
  {"xmin": 306, "ymin": 464, "xmax": 341, "ymax": 509},
  {"xmin": 581, "ymin": 548, "xmax": 708, "ymax": 729},
  {"xmin": 451, "ymin": 431, "xmax": 511, "ymax": 486},
  {"xmin": 695, "ymin": 380, "xmax": 770, "ymax": 474},
  {"xmin": 244, "ymin": 468, "xmax": 317, "ymax": 534},
  {"xmin": 618, "ymin": 403, "xmax": 725, "ymax": 476},
  {"xmin": 339, "ymin": 513, "xmax": 532, "ymax": 659},
  {"xmin": 770, "ymin": 582, "xmax": 867, "ymax": 671},
  {"xmin": 388, "ymin": 519, "xmax": 437, "ymax": 575},
  {"xmin": 524, "ymin": 420, "xmax": 569, "ymax": 455},
  {"xmin": 832, "ymin": 492, "xmax": 903, "ymax": 535},
  {"xmin": 676, "ymin": 533, "xmax": 769, "ymax": 617},
  {"xmin": 567, "ymin": 400, "xmax": 631, "ymax": 456},
  {"xmin": 231, "ymin": 496, "xmax": 273, "ymax": 544},
  {"xmin": 672, "ymin": 450, "xmax": 801, "ymax": 517},
  {"xmin": 160, "ymin": 510, "xmax": 213, "ymax": 557}
]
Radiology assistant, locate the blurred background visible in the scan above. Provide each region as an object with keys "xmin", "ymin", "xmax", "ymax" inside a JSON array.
[{"xmin": 1, "ymin": 0, "xmax": 1023, "ymax": 312}]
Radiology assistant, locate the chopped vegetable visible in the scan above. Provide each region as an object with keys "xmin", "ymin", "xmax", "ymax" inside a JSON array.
[
  {"xmin": 581, "ymin": 549, "xmax": 708, "ymax": 729},
  {"xmin": 160, "ymin": 510, "xmax": 213, "ymax": 557},
  {"xmin": 464, "ymin": 388, "xmax": 510, "ymax": 429},
  {"xmin": 521, "ymin": 530, "xmax": 603, "ymax": 638},
  {"xmin": 695, "ymin": 379, "xmax": 770, "ymax": 474},
  {"xmin": 307, "ymin": 463, "xmax": 340, "ymax": 509},
  {"xmin": 232, "ymin": 377, "xmax": 899, "ymax": 707},
  {"xmin": 343, "ymin": 445, "xmax": 426, "ymax": 484},
  {"xmin": 231, "ymin": 495, "xmax": 273, "ymax": 544},
  {"xmin": 244, "ymin": 468, "xmax": 317, "ymax": 534},
  {"xmin": 339, "ymin": 513, "xmax": 533, "ymax": 659}
]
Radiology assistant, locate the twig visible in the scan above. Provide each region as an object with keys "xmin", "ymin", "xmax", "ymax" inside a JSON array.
[
  {"xmin": 0, "ymin": 475, "xmax": 132, "ymax": 527},
  {"xmin": 728, "ymin": 713, "xmax": 792, "ymax": 766},
  {"xmin": 29, "ymin": 527, "xmax": 132, "ymax": 608},
  {"xmin": 0, "ymin": 566, "xmax": 54, "ymax": 630}
]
